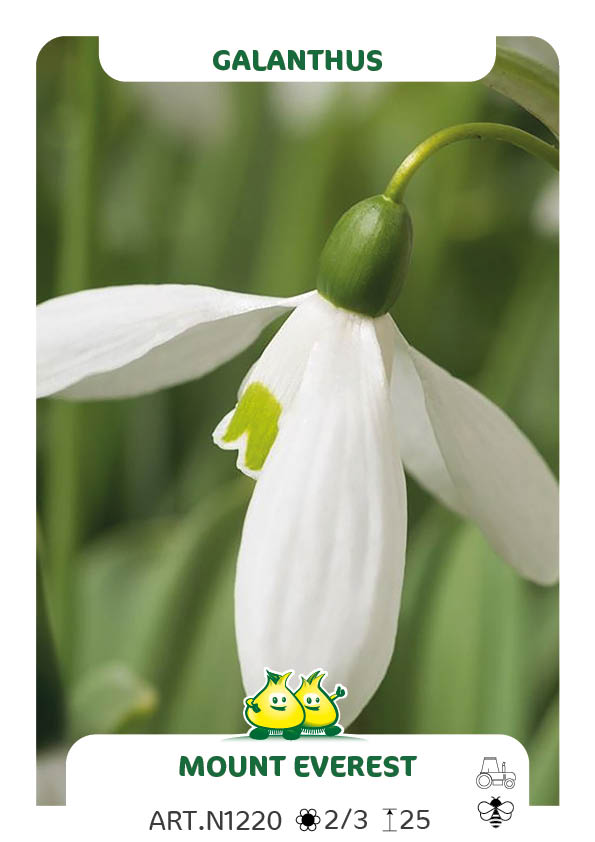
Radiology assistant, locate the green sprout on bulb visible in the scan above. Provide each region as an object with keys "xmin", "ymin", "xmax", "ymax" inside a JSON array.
[{"xmin": 37, "ymin": 122, "xmax": 559, "ymax": 727}]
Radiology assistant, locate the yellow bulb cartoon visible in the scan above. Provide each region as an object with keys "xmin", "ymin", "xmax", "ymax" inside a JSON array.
[
  {"xmin": 295, "ymin": 670, "xmax": 346, "ymax": 736},
  {"xmin": 244, "ymin": 670, "xmax": 304, "ymax": 740}
]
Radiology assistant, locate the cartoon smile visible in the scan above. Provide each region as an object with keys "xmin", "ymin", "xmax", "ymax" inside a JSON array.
[
  {"xmin": 305, "ymin": 704, "xmax": 320, "ymax": 711},
  {"xmin": 271, "ymin": 704, "xmax": 287, "ymax": 711}
]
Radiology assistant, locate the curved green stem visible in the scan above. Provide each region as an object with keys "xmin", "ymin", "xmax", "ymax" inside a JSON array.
[{"xmin": 384, "ymin": 122, "xmax": 559, "ymax": 203}]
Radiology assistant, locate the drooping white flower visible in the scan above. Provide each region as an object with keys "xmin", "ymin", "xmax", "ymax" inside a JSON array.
[{"xmin": 37, "ymin": 195, "xmax": 558, "ymax": 727}]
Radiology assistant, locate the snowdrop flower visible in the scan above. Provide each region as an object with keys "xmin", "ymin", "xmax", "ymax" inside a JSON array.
[{"xmin": 37, "ymin": 193, "xmax": 558, "ymax": 727}]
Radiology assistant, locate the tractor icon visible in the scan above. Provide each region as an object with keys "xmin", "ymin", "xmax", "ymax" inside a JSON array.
[{"xmin": 476, "ymin": 757, "xmax": 516, "ymax": 789}]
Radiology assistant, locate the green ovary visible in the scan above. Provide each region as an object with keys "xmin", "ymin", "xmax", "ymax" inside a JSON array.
[{"xmin": 223, "ymin": 382, "xmax": 282, "ymax": 472}]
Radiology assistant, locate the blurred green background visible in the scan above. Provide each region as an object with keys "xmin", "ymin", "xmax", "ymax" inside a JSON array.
[{"xmin": 36, "ymin": 38, "xmax": 559, "ymax": 804}]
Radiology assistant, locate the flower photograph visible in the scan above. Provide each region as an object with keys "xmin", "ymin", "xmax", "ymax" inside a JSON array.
[{"xmin": 36, "ymin": 36, "xmax": 559, "ymax": 805}]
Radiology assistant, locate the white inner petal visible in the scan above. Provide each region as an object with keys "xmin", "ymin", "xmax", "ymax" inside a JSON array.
[{"xmin": 213, "ymin": 293, "xmax": 343, "ymax": 478}]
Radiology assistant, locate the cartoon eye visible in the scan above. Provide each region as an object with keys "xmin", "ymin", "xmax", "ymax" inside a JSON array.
[
  {"xmin": 306, "ymin": 696, "xmax": 312, "ymax": 704},
  {"xmin": 316, "ymin": 696, "xmax": 320, "ymax": 703},
  {"xmin": 272, "ymin": 696, "xmax": 278, "ymax": 704},
  {"xmin": 282, "ymin": 696, "xmax": 286, "ymax": 702}
]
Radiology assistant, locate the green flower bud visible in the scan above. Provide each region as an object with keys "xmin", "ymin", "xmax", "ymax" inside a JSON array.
[{"xmin": 316, "ymin": 195, "xmax": 413, "ymax": 317}]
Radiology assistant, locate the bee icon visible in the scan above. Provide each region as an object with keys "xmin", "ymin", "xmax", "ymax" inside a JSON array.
[{"xmin": 478, "ymin": 796, "xmax": 514, "ymax": 828}]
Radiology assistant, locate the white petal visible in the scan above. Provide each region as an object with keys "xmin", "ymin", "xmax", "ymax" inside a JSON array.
[
  {"xmin": 37, "ymin": 284, "xmax": 314, "ymax": 399},
  {"xmin": 393, "ymin": 327, "xmax": 558, "ymax": 585},
  {"xmin": 390, "ymin": 325, "xmax": 465, "ymax": 514},
  {"xmin": 213, "ymin": 293, "xmax": 339, "ymax": 478},
  {"xmin": 235, "ymin": 308, "xmax": 407, "ymax": 727}
]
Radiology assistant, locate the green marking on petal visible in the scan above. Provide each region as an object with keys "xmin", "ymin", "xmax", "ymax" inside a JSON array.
[{"xmin": 223, "ymin": 382, "xmax": 282, "ymax": 472}]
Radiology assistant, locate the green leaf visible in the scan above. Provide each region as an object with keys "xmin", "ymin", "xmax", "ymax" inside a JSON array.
[
  {"xmin": 351, "ymin": 504, "xmax": 461, "ymax": 734},
  {"xmin": 408, "ymin": 524, "xmax": 516, "ymax": 734},
  {"xmin": 529, "ymin": 693, "xmax": 559, "ymax": 805},
  {"xmin": 71, "ymin": 516, "xmax": 177, "ymax": 682},
  {"xmin": 482, "ymin": 42, "xmax": 559, "ymax": 138},
  {"xmin": 69, "ymin": 662, "xmax": 158, "ymax": 739},
  {"xmin": 156, "ymin": 537, "xmax": 245, "ymax": 733},
  {"xmin": 405, "ymin": 520, "xmax": 557, "ymax": 743},
  {"xmin": 70, "ymin": 479, "xmax": 251, "ymax": 734}
]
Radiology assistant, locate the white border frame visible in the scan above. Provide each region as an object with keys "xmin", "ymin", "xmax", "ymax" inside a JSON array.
[{"xmin": 4, "ymin": 1, "xmax": 591, "ymax": 836}]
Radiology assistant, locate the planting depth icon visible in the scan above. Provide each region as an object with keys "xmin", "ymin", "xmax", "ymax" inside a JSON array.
[
  {"xmin": 243, "ymin": 668, "xmax": 347, "ymax": 739},
  {"xmin": 476, "ymin": 757, "xmax": 516, "ymax": 789}
]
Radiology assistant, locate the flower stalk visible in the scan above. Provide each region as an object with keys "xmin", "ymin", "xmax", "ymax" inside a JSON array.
[{"xmin": 384, "ymin": 122, "xmax": 559, "ymax": 203}]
